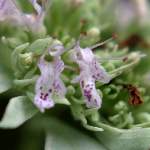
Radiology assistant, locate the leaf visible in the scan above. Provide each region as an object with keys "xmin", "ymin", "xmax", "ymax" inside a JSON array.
[
  {"xmin": 45, "ymin": 118, "xmax": 106, "ymax": 150},
  {"xmin": 0, "ymin": 66, "xmax": 12, "ymax": 94},
  {"xmin": 95, "ymin": 123, "xmax": 150, "ymax": 150},
  {"xmin": 0, "ymin": 96, "xmax": 38, "ymax": 129},
  {"xmin": 28, "ymin": 37, "xmax": 52, "ymax": 55}
]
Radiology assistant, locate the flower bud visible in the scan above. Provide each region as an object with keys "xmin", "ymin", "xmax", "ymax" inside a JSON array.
[
  {"xmin": 87, "ymin": 27, "xmax": 100, "ymax": 38},
  {"xmin": 128, "ymin": 52, "xmax": 146, "ymax": 63},
  {"xmin": 114, "ymin": 101, "xmax": 128, "ymax": 112},
  {"xmin": 1, "ymin": 36, "xmax": 22, "ymax": 48},
  {"xmin": 19, "ymin": 52, "xmax": 33, "ymax": 65},
  {"xmin": 67, "ymin": 85, "xmax": 75, "ymax": 96}
]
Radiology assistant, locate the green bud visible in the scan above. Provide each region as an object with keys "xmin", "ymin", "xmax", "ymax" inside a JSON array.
[
  {"xmin": 11, "ymin": 43, "xmax": 30, "ymax": 73},
  {"xmin": 67, "ymin": 85, "xmax": 75, "ymax": 96},
  {"xmin": 1, "ymin": 36, "xmax": 22, "ymax": 48},
  {"xmin": 107, "ymin": 42, "xmax": 116, "ymax": 49},
  {"xmin": 85, "ymin": 108, "xmax": 100, "ymax": 122},
  {"xmin": 105, "ymin": 62, "xmax": 116, "ymax": 71},
  {"xmin": 114, "ymin": 101, "xmax": 128, "ymax": 112},
  {"xmin": 19, "ymin": 52, "xmax": 33, "ymax": 66},
  {"xmin": 87, "ymin": 27, "xmax": 100, "ymax": 38},
  {"xmin": 103, "ymin": 87, "xmax": 111, "ymax": 95},
  {"xmin": 51, "ymin": 39, "xmax": 63, "ymax": 46}
]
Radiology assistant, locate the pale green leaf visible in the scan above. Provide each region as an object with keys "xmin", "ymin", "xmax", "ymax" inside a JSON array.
[
  {"xmin": 45, "ymin": 118, "xmax": 106, "ymax": 150},
  {"xmin": 28, "ymin": 37, "xmax": 52, "ymax": 55},
  {"xmin": 0, "ymin": 67, "xmax": 12, "ymax": 93},
  {"xmin": 0, "ymin": 96, "xmax": 38, "ymax": 129},
  {"xmin": 96, "ymin": 124, "xmax": 150, "ymax": 150}
]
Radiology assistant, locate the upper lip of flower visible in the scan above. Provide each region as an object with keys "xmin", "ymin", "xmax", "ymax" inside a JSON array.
[{"xmin": 49, "ymin": 44, "xmax": 65, "ymax": 57}]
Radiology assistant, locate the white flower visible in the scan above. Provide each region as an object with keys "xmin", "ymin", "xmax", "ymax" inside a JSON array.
[
  {"xmin": 0, "ymin": 0, "xmax": 48, "ymax": 31},
  {"xmin": 34, "ymin": 55, "xmax": 66, "ymax": 112},
  {"xmin": 0, "ymin": 0, "xmax": 23, "ymax": 23},
  {"xmin": 72, "ymin": 42, "xmax": 111, "ymax": 108}
]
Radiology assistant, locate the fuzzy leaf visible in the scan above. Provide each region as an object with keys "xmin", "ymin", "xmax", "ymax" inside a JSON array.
[
  {"xmin": 0, "ymin": 67, "xmax": 12, "ymax": 94},
  {"xmin": 28, "ymin": 37, "xmax": 52, "ymax": 55},
  {"xmin": 45, "ymin": 118, "xmax": 106, "ymax": 150},
  {"xmin": 96, "ymin": 125, "xmax": 150, "ymax": 150},
  {"xmin": 0, "ymin": 96, "xmax": 38, "ymax": 129}
]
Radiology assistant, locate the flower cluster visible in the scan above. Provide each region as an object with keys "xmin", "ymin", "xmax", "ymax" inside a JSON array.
[
  {"xmin": 34, "ymin": 41, "xmax": 111, "ymax": 112},
  {"xmin": 72, "ymin": 42, "xmax": 111, "ymax": 108}
]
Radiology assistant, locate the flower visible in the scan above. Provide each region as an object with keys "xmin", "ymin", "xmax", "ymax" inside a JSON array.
[
  {"xmin": 25, "ymin": 0, "xmax": 45, "ymax": 31},
  {"xmin": 34, "ymin": 54, "xmax": 66, "ymax": 112},
  {"xmin": 0, "ymin": 0, "xmax": 47, "ymax": 31},
  {"xmin": 80, "ymin": 72, "xmax": 102, "ymax": 108},
  {"xmin": 49, "ymin": 40, "xmax": 65, "ymax": 57},
  {"xmin": 72, "ymin": 42, "xmax": 111, "ymax": 108},
  {"xmin": 0, "ymin": 0, "xmax": 23, "ymax": 24}
]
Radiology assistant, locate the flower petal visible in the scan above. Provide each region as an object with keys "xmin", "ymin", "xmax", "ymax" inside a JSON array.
[
  {"xmin": 90, "ymin": 58, "xmax": 111, "ymax": 83},
  {"xmin": 52, "ymin": 58, "xmax": 66, "ymax": 96},
  {"xmin": 34, "ymin": 92, "xmax": 54, "ymax": 113},
  {"xmin": 29, "ymin": 0, "xmax": 42, "ymax": 15},
  {"xmin": 74, "ymin": 42, "xmax": 94, "ymax": 64},
  {"xmin": 0, "ymin": 0, "xmax": 22, "ymax": 23},
  {"xmin": 53, "ymin": 78, "xmax": 66, "ymax": 96},
  {"xmin": 80, "ymin": 74, "xmax": 102, "ymax": 108},
  {"xmin": 34, "ymin": 57, "xmax": 54, "ymax": 112},
  {"xmin": 49, "ymin": 42, "xmax": 65, "ymax": 57},
  {"xmin": 74, "ymin": 43, "xmax": 111, "ymax": 83}
]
